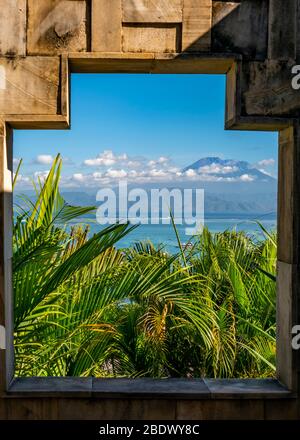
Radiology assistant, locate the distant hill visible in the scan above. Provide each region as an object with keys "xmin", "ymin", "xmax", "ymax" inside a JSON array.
[{"xmin": 14, "ymin": 190, "xmax": 276, "ymax": 216}]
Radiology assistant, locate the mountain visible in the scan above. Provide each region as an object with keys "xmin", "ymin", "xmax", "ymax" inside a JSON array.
[
  {"xmin": 182, "ymin": 157, "xmax": 276, "ymax": 183},
  {"xmin": 203, "ymin": 192, "xmax": 276, "ymax": 214}
]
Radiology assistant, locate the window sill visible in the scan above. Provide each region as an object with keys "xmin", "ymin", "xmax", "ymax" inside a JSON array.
[{"xmin": 7, "ymin": 378, "xmax": 295, "ymax": 399}]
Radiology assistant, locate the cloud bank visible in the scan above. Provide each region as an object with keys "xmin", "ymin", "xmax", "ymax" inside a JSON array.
[{"xmin": 14, "ymin": 150, "xmax": 276, "ymax": 189}]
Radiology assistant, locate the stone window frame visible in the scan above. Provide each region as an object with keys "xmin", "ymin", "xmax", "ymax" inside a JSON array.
[{"xmin": 0, "ymin": 53, "xmax": 298, "ymax": 401}]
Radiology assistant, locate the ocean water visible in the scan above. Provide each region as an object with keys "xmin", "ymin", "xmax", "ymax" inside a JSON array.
[{"xmin": 71, "ymin": 213, "xmax": 277, "ymax": 253}]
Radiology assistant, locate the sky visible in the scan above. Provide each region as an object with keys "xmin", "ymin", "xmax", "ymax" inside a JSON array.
[{"xmin": 13, "ymin": 74, "xmax": 278, "ymax": 189}]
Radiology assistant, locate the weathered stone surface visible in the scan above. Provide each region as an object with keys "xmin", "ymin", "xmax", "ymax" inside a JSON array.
[
  {"xmin": 241, "ymin": 61, "xmax": 300, "ymax": 116},
  {"xmin": 225, "ymin": 62, "xmax": 239, "ymax": 126},
  {"xmin": 212, "ymin": 1, "xmax": 268, "ymax": 60},
  {"xmin": 92, "ymin": 378, "xmax": 210, "ymax": 398},
  {"xmin": 182, "ymin": 0, "xmax": 212, "ymax": 52},
  {"xmin": 92, "ymin": 0, "xmax": 122, "ymax": 52},
  {"xmin": 297, "ymin": 0, "xmax": 300, "ymax": 61},
  {"xmin": 269, "ymin": 0, "xmax": 297, "ymax": 60},
  {"xmin": 27, "ymin": 0, "xmax": 87, "ymax": 55},
  {"xmin": 276, "ymin": 125, "xmax": 300, "ymax": 394},
  {"xmin": 0, "ymin": 0, "xmax": 26, "ymax": 56},
  {"xmin": 69, "ymin": 52, "xmax": 155, "ymax": 73},
  {"xmin": 123, "ymin": 25, "xmax": 180, "ymax": 53},
  {"xmin": 0, "ymin": 57, "xmax": 60, "ymax": 115},
  {"xmin": 0, "ymin": 121, "xmax": 6, "ymax": 396},
  {"xmin": 276, "ymin": 262, "xmax": 295, "ymax": 390},
  {"xmin": 122, "ymin": 0, "xmax": 183, "ymax": 23},
  {"xmin": 0, "ymin": 122, "xmax": 13, "ymax": 395},
  {"xmin": 8, "ymin": 377, "xmax": 93, "ymax": 397},
  {"xmin": 204, "ymin": 379, "xmax": 291, "ymax": 399},
  {"xmin": 277, "ymin": 127, "xmax": 295, "ymax": 264}
]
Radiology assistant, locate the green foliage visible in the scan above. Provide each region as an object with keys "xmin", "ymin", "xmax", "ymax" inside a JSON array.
[{"xmin": 14, "ymin": 156, "xmax": 276, "ymax": 378}]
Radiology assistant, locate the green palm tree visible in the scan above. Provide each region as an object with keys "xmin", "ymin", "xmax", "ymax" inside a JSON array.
[
  {"xmin": 13, "ymin": 155, "xmax": 277, "ymax": 378},
  {"xmin": 14, "ymin": 155, "xmax": 134, "ymax": 375}
]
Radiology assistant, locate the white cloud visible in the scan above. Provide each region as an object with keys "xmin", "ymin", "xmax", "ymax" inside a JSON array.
[
  {"xmin": 84, "ymin": 150, "xmax": 127, "ymax": 167},
  {"xmin": 105, "ymin": 169, "xmax": 127, "ymax": 179},
  {"xmin": 14, "ymin": 174, "xmax": 30, "ymax": 184},
  {"xmin": 256, "ymin": 158, "xmax": 275, "ymax": 167},
  {"xmin": 158, "ymin": 156, "xmax": 169, "ymax": 164},
  {"xmin": 72, "ymin": 173, "xmax": 86, "ymax": 182},
  {"xmin": 181, "ymin": 169, "xmax": 256, "ymax": 183},
  {"xmin": 148, "ymin": 156, "xmax": 170, "ymax": 168},
  {"xmin": 198, "ymin": 163, "xmax": 238, "ymax": 174},
  {"xmin": 168, "ymin": 167, "xmax": 180, "ymax": 173},
  {"xmin": 15, "ymin": 150, "xmax": 261, "ymax": 190},
  {"xmin": 148, "ymin": 169, "xmax": 168, "ymax": 178},
  {"xmin": 34, "ymin": 170, "xmax": 50, "ymax": 182},
  {"xmin": 185, "ymin": 169, "xmax": 197, "ymax": 178},
  {"xmin": 240, "ymin": 174, "xmax": 255, "ymax": 182},
  {"xmin": 14, "ymin": 166, "xmax": 258, "ymax": 189},
  {"xmin": 127, "ymin": 160, "xmax": 142, "ymax": 168},
  {"xmin": 92, "ymin": 172, "xmax": 102, "ymax": 180},
  {"xmin": 35, "ymin": 154, "xmax": 54, "ymax": 165}
]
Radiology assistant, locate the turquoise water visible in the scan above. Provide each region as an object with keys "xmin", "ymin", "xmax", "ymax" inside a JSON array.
[{"xmin": 70, "ymin": 213, "xmax": 277, "ymax": 252}]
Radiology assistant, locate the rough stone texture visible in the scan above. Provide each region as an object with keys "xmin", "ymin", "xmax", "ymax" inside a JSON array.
[
  {"xmin": 225, "ymin": 62, "xmax": 239, "ymax": 126},
  {"xmin": 92, "ymin": 0, "xmax": 122, "ymax": 52},
  {"xmin": 27, "ymin": 0, "xmax": 87, "ymax": 55},
  {"xmin": 0, "ymin": 0, "xmax": 26, "ymax": 56},
  {"xmin": 269, "ymin": 0, "xmax": 297, "ymax": 60},
  {"xmin": 0, "ymin": 121, "xmax": 6, "ymax": 396},
  {"xmin": 68, "ymin": 52, "xmax": 235, "ymax": 75},
  {"xmin": 277, "ymin": 127, "xmax": 296, "ymax": 264},
  {"xmin": 203, "ymin": 378, "xmax": 292, "ymax": 398},
  {"xmin": 297, "ymin": 0, "xmax": 300, "ymax": 61},
  {"xmin": 122, "ymin": 25, "xmax": 180, "ymax": 53},
  {"xmin": 9, "ymin": 377, "xmax": 93, "ymax": 397},
  {"xmin": 8, "ymin": 377, "xmax": 292, "ymax": 400},
  {"xmin": 182, "ymin": 0, "xmax": 212, "ymax": 52},
  {"xmin": 212, "ymin": 1, "xmax": 268, "ymax": 60},
  {"xmin": 92, "ymin": 378, "xmax": 210, "ymax": 398},
  {"xmin": 276, "ymin": 262, "xmax": 295, "ymax": 390},
  {"xmin": 276, "ymin": 125, "xmax": 300, "ymax": 394},
  {"xmin": 241, "ymin": 60, "xmax": 300, "ymax": 116},
  {"xmin": 0, "ymin": 57, "xmax": 60, "ymax": 115},
  {"xmin": 122, "ymin": 0, "xmax": 183, "ymax": 23},
  {"xmin": 0, "ymin": 122, "xmax": 13, "ymax": 396}
]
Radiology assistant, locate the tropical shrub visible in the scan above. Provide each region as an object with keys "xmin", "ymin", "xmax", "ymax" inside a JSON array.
[{"xmin": 13, "ymin": 156, "xmax": 276, "ymax": 378}]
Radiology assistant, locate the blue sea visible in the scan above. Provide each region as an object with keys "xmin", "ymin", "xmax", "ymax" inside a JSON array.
[{"xmin": 70, "ymin": 213, "xmax": 277, "ymax": 253}]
